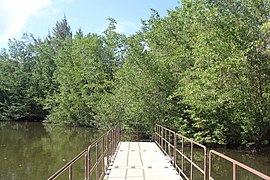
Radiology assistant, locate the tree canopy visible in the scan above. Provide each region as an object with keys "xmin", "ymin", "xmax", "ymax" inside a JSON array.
[{"xmin": 1, "ymin": 1, "xmax": 270, "ymax": 147}]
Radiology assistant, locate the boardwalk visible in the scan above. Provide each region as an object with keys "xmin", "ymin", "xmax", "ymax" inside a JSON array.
[
  {"xmin": 47, "ymin": 124, "xmax": 270, "ymax": 180},
  {"xmin": 104, "ymin": 142, "xmax": 182, "ymax": 180}
]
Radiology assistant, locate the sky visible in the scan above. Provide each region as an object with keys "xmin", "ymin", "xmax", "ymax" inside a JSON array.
[{"xmin": 0, "ymin": 0, "xmax": 180, "ymax": 48}]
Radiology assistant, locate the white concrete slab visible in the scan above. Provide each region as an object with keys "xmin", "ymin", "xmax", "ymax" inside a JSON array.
[{"xmin": 104, "ymin": 142, "xmax": 182, "ymax": 180}]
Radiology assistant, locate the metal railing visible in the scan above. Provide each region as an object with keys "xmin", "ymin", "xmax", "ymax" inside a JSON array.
[
  {"xmin": 175, "ymin": 133, "xmax": 207, "ymax": 180},
  {"xmin": 87, "ymin": 125, "xmax": 120, "ymax": 180},
  {"xmin": 209, "ymin": 150, "xmax": 270, "ymax": 180},
  {"xmin": 48, "ymin": 123, "xmax": 270, "ymax": 180},
  {"xmin": 155, "ymin": 124, "xmax": 207, "ymax": 180},
  {"xmin": 47, "ymin": 124, "xmax": 120, "ymax": 180},
  {"xmin": 47, "ymin": 149, "xmax": 88, "ymax": 180},
  {"xmin": 121, "ymin": 123, "xmax": 152, "ymax": 141},
  {"xmin": 155, "ymin": 124, "xmax": 270, "ymax": 180}
]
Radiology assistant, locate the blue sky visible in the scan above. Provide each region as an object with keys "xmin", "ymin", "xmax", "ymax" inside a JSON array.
[{"xmin": 0, "ymin": 0, "xmax": 180, "ymax": 48}]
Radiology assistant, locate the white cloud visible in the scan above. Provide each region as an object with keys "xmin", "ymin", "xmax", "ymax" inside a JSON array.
[
  {"xmin": 0, "ymin": 0, "xmax": 52, "ymax": 44},
  {"xmin": 115, "ymin": 19, "xmax": 140, "ymax": 35}
]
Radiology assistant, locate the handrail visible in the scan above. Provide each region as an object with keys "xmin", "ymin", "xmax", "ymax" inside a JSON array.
[
  {"xmin": 47, "ymin": 124, "xmax": 121, "ymax": 180},
  {"xmin": 175, "ymin": 133, "xmax": 207, "ymax": 180},
  {"xmin": 209, "ymin": 150, "xmax": 270, "ymax": 180},
  {"xmin": 121, "ymin": 123, "xmax": 152, "ymax": 141},
  {"xmin": 87, "ymin": 125, "xmax": 120, "ymax": 180},
  {"xmin": 155, "ymin": 124, "xmax": 270, "ymax": 180},
  {"xmin": 48, "ymin": 123, "xmax": 269, "ymax": 179},
  {"xmin": 47, "ymin": 149, "xmax": 87, "ymax": 180},
  {"xmin": 155, "ymin": 124, "xmax": 207, "ymax": 180}
]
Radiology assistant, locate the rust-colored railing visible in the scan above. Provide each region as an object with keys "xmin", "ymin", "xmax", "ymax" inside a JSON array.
[
  {"xmin": 155, "ymin": 124, "xmax": 207, "ymax": 180},
  {"xmin": 209, "ymin": 150, "xmax": 270, "ymax": 180},
  {"xmin": 48, "ymin": 123, "xmax": 270, "ymax": 180},
  {"xmin": 47, "ymin": 124, "xmax": 120, "ymax": 180},
  {"xmin": 155, "ymin": 124, "xmax": 270, "ymax": 180},
  {"xmin": 175, "ymin": 133, "xmax": 207, "ymax": 180},
  {"xmin": 47, "ymin": 149, "xmax": 88, "ymax": 180},
  {"xmin": 121, "ymin": 123, "xmax": 152, "ymax": 141},
  {"xmin": 87, "ymin": 125, "xmax": 120, "ymax": 180}
]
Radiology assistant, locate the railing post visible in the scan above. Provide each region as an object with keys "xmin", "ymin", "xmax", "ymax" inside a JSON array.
[
  {"xmin": 88, "ymin": 146, "xmax": 92, "ymax": 180},
  {"xmin": 156, "ymin": 125, "xmax": 159, "ymax": 145},
  {"xmin": 110, "ymin": 130, "xmax": 112, "ymax": 158},
  {"xmin": 168, "ymin": 131, "xmax": 171, "ymax": 157},
  {"xmin": 102, "ymin": 136, "xmax": 105, "ymax": 175},
  {"xmin": 190, "ymin": 141, "xmax": 193, "ymax": 180},
  {"xmin": 113, "ymin": 128, "xmax": 116, "ymax": 151},
  {"xmin": 173, "ymin": 132, "xmax": 177, "ymax": 168},
  {"xmin": 203, "ymin": 147, "xmax": 207, "ymax": 180},
  {"xmin": 96, "ymin": 142, "xmax": 98, "ymax": 180},
  {"xmin": 156, "ymin": 125, "xmax": 158, "ymax": 144},
  {"xmin": 159, "ymin": 125, "xmax": 161, "ymax": 146},
  {"xmin": 233, "ymin": 163, "xmax": 236, "ymax": 180},
  {"xmin": 106, "ymin": 131, "xmax": 109, "ymax": 167},
  {"xmin": 85, "ymin": 152, "xmax": 88, "ymax": 180},
  {"xmin": 118, "ymin": 125, "xmax": 121, "ymax": 143},
  {"xmin": 181, "ymin": 136, "xmax": 184, "ymax": 172},
  {"xmin": 111, "ymin": 129, "xmax": 113, "ymax": 154},
  {"xmin": 69, "ymin": 165, "xmax": 73, "ymax": 180},
  {"xmin": 161, "ymin": 127, "xmax": 164, "ymax": 151},
  {"xmin": 113, "ymin": 127, "xmax": 115, "ymax": 148},
  {"xmin": 116, "ymin": 125, "xmax": 119, "ymax": 144},
  {"xmin": 119, "ymin": 124, "xmax": 121, "ymax": 143},
  {"xmin": 164, "ymin": 129, "xmax": 167, "ymax": 153},
  {"xmin": 155, "ymin": 125, "xmax": 157, "ymax": 144},
  {"xmin": 115, "ymin": 127, "xmax": 117, "ymax": 148},
  {"xmin": 136, "ymin": 124, "xmax": 139, "ymax": 141},
  {"xmin": 209, "ymin": 151, "xmax": 212, "ymax": 180}
]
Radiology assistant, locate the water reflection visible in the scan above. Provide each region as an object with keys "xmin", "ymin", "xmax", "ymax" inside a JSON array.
[
  {"xmin": 176, "ymin": 146, "xmax": 269, "ymax": 180},
  {"xmin": 0, "ymin": 122, "xmax": 269, "ymax": 179},
  {"xmin": 211, "ymin": 147, "xmax": 270, "ymax": 180},
  {"xmin": 0, "ymin": 122, "xmax": 100, "ymax": 180}
]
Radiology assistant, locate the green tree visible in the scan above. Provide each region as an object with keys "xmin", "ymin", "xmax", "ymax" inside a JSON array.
[
  {"xmin": 45, "ymin": 30, "xmax": 119, "ymax": 126},
  {"xmin": 0, "ymin": 35, "xmax": 47, "ymax": 121},
  {"xmin": 52, "ymin": 15, "xmax": 72, "ymax": 40},
  {"xmin": 169, "ymin": 0, "xmax": 270, "ymax": 146}
]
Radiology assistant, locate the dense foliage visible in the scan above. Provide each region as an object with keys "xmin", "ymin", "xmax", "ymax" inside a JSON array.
[{"xmin": 1, "ymin": 0, "xmax": 270, "ymax": 147}]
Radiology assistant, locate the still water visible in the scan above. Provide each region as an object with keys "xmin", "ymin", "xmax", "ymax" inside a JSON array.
[
  {"xmin": 211, "ymin": 147, "xmax": 270, "ymax": 179},
  {"xmin": 187, "ymin": 147, "xmax": 270, "ymax": 179},
  {"xmin": 0, "ymin": 122, "xmax": 269, "ymax": 180},
  {"xmin": 0, "ymin": 122, "xmax": 100, "ymax": 180}
]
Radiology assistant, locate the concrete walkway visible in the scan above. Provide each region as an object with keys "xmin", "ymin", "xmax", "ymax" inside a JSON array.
[{"xmin": 104, "ymin": 142, "xmax": 182, "ymax": 180}]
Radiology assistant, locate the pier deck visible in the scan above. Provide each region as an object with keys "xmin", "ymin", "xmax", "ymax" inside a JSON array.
[{"xmin": 104, "ymin": 142, "xmax": 182, "ymax": 180}]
